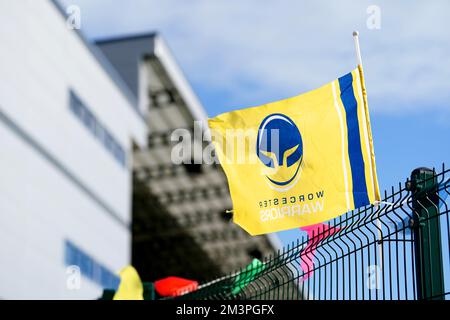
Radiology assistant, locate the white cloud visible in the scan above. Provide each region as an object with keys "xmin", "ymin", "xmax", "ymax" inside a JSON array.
[{"xmin": 60, "ymin": 0, "xmax": 450, "ymax": 116}]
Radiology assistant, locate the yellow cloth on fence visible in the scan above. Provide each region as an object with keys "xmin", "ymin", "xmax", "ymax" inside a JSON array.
[{"xmin": 113, "ymin": 265, "xmax": 144, "ymax": 300}]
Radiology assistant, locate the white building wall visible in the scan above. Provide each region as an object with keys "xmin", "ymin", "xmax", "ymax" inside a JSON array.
[{"xmin": 0, "ymin": 0, "xmax": 147, "ymax": 299}]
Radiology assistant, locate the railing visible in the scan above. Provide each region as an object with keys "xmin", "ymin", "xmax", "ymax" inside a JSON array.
[{"xmin": 178, "ymin": 164, "xmax": 450, "ymax": 300}]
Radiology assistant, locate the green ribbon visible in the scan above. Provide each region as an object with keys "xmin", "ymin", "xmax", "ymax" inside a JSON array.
[{"xmin": 231, "ymin": 258, "xmax": 265, "ymax": 295}]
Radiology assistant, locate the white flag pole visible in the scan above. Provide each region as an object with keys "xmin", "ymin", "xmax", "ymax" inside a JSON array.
[
  {"xmin": 353, "ymin": 30, "xmax": 384, "ymax": 284},
  {"xmin": 353, "ymin": 31, "xmax": 363, "ymax": 66}
]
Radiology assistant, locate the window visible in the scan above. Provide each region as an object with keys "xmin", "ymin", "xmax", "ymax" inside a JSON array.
[
  {"xmin": 65, "ymin": 240, "xmax": 120, "ymax": 290},
  {"xmin": 69, "ymin": 90, "xmax": 126, "ymax": 168}
]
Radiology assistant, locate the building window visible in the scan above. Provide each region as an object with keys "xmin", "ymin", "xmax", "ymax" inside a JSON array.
[
  {"xmin": 64, "ymin": 240, "xmax": 120, "ymax": 290},
  {"xmin": 69, "ymin": 90, "xmax": 126, "ymax": 168}
]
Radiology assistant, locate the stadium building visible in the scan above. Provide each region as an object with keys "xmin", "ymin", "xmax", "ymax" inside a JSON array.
[{"xmin": 0, "ymin": 0, "xmax": 276, "ymax": 299}]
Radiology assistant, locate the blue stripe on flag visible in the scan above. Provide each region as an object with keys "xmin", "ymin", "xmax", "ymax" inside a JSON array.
[{"xmin": 338, "ymin": 72, "xmax": 369, "ymax": 208}]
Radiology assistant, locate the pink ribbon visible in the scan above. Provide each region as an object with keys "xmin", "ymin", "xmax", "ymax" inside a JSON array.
[{"xmin": 299, "ymin": 223, "xmax": 340, "ymax": 280}]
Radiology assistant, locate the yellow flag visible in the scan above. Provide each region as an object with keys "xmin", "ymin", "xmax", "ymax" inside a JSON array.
[
  {"xmin": 113, "ymin": 265, "xmax": 144, "ymax": 300},
  {"xmin": 208, "ymin": 66, "xmax": 380, "ymax": 235}
]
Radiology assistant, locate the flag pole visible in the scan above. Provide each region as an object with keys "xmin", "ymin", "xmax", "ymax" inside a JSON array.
[
  {"xmin": 353, "ymin": 30, "xmax": 383, "ymax": 285},
  {"xmin": 352, "ymin": 31, "xmax": 363, "ymax": 66}
]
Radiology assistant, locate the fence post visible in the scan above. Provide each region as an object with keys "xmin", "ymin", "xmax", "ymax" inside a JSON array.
[{"xmin": 409, "ymin": 167, "xmax": 444, "ymax": 300}]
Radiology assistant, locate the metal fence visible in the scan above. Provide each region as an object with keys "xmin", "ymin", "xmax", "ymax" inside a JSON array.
[{"xmin": 178, "ymin": 164, "xmax": 450, "ymax": 300}]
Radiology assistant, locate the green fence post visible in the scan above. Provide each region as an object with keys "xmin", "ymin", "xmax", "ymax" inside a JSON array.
[
  {"xmin": 143, "ymin": 282, "xmax": 155, "ymax": 300},
  {"xmin": 409, "ymin": 167, "xmax": 445, "ymax": 300}
]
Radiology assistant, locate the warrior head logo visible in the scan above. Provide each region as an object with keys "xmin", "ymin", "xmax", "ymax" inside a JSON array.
[{"xmin": 256, "ymin": 114, "xmax": 303, "ymax": 191}]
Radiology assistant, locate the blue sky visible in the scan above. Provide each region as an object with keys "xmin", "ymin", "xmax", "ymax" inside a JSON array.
[{"xmin": 59, "ymin": 0, "xmax": 450, "ymax": 242}]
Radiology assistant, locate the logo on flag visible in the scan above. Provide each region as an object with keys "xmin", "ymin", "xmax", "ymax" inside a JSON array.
[{"xmin": 256, "ymin": 114, "xmax": 303, "ymax": 191}]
